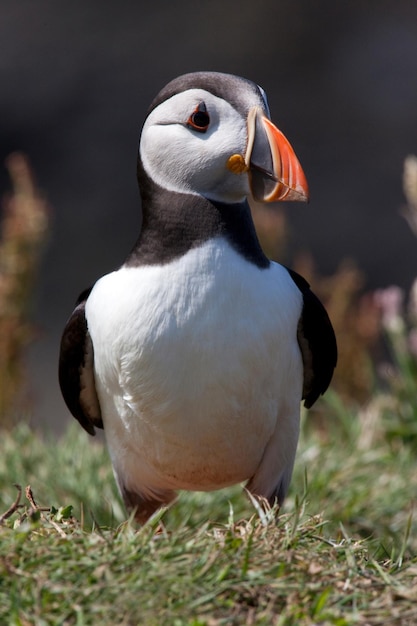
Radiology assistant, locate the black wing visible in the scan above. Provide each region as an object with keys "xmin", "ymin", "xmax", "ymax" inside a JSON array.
[
  {"xmin": 287, "ymin": 269, "xmax": 337, "ymax": 409},
  {"xmin": 58, "ymin": 286, "xmax": 103, "ymax": 435}
]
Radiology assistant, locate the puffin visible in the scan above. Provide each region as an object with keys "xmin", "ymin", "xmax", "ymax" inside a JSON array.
[{"xmin": 59, "ymin": 72, "xmax": 337, "ymax": 524}]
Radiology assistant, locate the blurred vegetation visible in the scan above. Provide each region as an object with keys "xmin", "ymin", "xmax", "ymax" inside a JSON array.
[{"xmin": 0, "ymin": 154, "xmax": 49, "ymax": 427}]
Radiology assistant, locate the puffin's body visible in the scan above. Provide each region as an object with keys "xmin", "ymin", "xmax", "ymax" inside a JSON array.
[{"xmin": 59, "ymin": 72, "xmax": 336, "ymax": 523}]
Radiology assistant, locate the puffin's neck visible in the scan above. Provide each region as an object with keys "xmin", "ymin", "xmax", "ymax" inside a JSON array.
[{"xmin": 124, "ymin": 159, "xmax": 270, "ymax": 269}]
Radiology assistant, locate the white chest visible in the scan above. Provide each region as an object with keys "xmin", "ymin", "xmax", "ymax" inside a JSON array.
[{"xmin": 86, "ymin": 238, "xmax": 303, "ymax": 490}]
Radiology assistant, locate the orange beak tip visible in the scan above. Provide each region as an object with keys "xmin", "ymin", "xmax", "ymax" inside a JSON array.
[{"xmin": 251, "ymin": 114, "xmax": 310, "ymax": 203}]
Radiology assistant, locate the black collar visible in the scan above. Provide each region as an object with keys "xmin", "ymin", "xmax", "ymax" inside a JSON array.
[{"xmin": 125, "ymin": 159, "xmax": 270, "ymax": 269}]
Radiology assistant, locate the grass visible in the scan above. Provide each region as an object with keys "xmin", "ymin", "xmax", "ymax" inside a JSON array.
[{"xmin": 1, "ymin": 396, "xmax": 416, "ymax": 625}]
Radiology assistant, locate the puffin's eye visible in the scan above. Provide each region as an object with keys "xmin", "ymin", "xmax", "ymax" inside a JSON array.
[{"xmin": 187, "ymin": 102, "xmax": 210, "ymax": 133}]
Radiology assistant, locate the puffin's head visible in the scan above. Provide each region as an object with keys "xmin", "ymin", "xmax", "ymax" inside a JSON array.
[{"xmin": 139, "ymin": 72, "xmax": 309, "ymax": 205}]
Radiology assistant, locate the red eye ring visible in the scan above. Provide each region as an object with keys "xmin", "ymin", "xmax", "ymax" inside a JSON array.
[{"xmin": 187, "ymin": 102, "xmax": 210, "ymax": 133}]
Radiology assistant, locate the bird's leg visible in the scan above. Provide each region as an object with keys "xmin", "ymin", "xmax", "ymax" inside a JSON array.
[
  {"xmin": 244, "ymin": 487, "xmax": 281, "ymax": 514},
  {"xmin": 121, "ymin": 485, "xmax": 177, "ymax": 525}
]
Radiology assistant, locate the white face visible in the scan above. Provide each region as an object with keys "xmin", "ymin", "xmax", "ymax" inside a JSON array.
[{"xmin": 139, "ymin": 89, "xmax": 251, "ymax": 203}]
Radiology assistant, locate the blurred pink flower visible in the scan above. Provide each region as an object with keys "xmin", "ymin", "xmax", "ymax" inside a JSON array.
[{"xmin": 374, "ymin": 286, "xmax": 404, "ymax": 332}]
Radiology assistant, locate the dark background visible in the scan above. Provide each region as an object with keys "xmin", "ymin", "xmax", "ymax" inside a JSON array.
[{"xmin": 1, "ymin": 0, "xmax": 417, "ymax": 428}]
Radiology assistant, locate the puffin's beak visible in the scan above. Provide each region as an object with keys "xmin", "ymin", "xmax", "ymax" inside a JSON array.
[{"xmin": 245, "ymin": 107, "xmax": 309, "ymax": 202}]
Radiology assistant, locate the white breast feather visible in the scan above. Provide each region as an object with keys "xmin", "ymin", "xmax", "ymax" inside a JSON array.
[{"xmin": 85, "ymin": 238, "xmax": 303, "ymax": 495}]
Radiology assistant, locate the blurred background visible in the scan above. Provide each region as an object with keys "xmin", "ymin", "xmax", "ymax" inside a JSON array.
[{"xmin": 1, "ymin": 0, "xmax": 417, "ymax": 430}]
